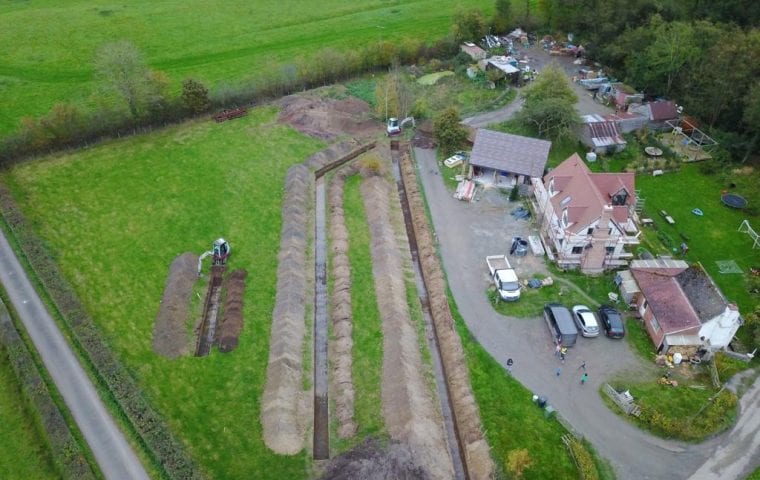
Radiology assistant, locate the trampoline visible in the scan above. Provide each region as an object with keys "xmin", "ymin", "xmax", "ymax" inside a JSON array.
[{"xmin": 721, "ymin": 193, "xmax": 748, "ymax": 209}]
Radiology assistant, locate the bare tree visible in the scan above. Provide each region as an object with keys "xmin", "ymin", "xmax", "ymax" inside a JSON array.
[{"xmin": 94, "ymin": 41, "xmax": 154, "ymax": 118}]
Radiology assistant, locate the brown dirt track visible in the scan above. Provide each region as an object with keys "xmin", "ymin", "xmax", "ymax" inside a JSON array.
[
  {"xmin": 320, "ymin": 438, "xmax": 432, "ymax": 480},
  {"xmin": 152, "ymin": 252, "xmax": 198, "ymax": 359}
]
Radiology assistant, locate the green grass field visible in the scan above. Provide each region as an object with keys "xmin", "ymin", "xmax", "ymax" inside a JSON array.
[
  {"xmin": 0, "ymin": 347, "xmax": 58, "ymax": 480},
  {"xmin": 3, "ymin": 106, "xmax": 325, "ymax": 479},
  {"xmin": 636, "ymin": 164, "xmax": 760, "ymax": 314},
  {"xmin": 340, "ymin": 174, "xmax": 385, "ymax": 445},
  {"xmin": 0, "ymin": 0, "xmax": 493, "ymax": 135}
]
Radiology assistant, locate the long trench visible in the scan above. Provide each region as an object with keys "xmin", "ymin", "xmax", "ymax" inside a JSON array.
[
  {"xmin": 195, "ymin": 265, "xmax": 226, "ymax": 356},
  {"xmin": 314, "ymin": 176, "xmax": 329, "ymax": 459},
  {"xmin": 390, "ymin": 142, "xmax": 467, "ymax": 480}
]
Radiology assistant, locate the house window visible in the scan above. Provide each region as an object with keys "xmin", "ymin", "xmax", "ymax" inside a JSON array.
[
  {"xmin": 650, "ymin": 315, "xmax": 660, "ymax": 333},
  {"xmin": 605, "ymin": 246, "xmax": 615, "ymax": 253},
  {"xmin": 548, "ymin": 178, "xmax": 555, "ymax": 196},
  {"xmin": 560, "ymin": 196, "xmax": 572, "ymax": 208},
  {"xmin": 587, "ymin": 228, "xmax": 594, "ymax": 235},
  {"xmin": 562, "ymin": 209, "xmax": 569, "ymax": 228},
  {"xmin": 611, "ymin": 189, "xmax": 629, "ymax": 206},
  {"xmin": 572, "ymin": 246, "xmax": 583, "ymax": 254}
]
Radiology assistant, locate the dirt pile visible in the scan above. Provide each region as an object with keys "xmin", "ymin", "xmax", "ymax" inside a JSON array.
[
  {"xmin": 216, "ymin": 269, "xmax": 247, "ymax": 353},
  {"xmin": 262, "ymin": 163, "xmax": 312, "ymax": 455},
  {"xmin": 153, "ymin": 252, "xmax": 198, "ymax": 358},
  {"xmin": 327, "ymin": 163, "xmax": 362, "ymax": 439},
  {"xmin": 320, "ymin": 438, "xmax": 432, "ymax": 480},
  {"xmin": 362, "ymin": 174, "xmax": 454, "ymax": 480},
  {"xmin": 278, "ymin": 94, "xmax": 382, "ymax": 140},
  {"xmin": 399, "ymin": 146, "xmax": 495, "ymax": 480}
]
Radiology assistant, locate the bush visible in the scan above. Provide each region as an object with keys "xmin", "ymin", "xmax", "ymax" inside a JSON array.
[{"xmin": 564, "ymin": 436, "xmax": 599, "ymax": 480}]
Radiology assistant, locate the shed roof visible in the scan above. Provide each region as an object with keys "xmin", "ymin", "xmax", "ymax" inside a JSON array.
[
  {"xmin": 584, "ymin": 120, "xmax": 626, "ymax": 147},
  {"xmin": 470, "ymin": 129, "xmax": 551, "ymax": 178},
  {"xmin": 630, "ymin": 268, "xmax": 701, "ymax": 334}
]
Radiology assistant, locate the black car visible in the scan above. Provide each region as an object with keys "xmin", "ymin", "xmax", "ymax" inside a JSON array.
[{"xmin": 598, "ymin": 305, "xmax": 625, "ymax": 338}]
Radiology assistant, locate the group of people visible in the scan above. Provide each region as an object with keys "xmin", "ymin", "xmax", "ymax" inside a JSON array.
[{"xmin": 555, "ymin": 341, "xmax": 589, "ymax": 385}]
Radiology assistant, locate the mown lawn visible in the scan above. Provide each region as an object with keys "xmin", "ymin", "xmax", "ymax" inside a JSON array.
[
  {"xmin": 636, "ymin": 163, "xmax": 760, "ymax": 315},
  {"xmin": 338, "ymin": 174, "xmax": 385, "ymax": 448},
  {"xmin": 0, "ymin": 0, "xmax": 494, "ymax": 134},
  {"xmin": 0, "ymin": 347, "xmax": 58, "ymax": 480},
  {"xmin": 3, "ymin": 106, "xmax": 325, "ymax": 479}
]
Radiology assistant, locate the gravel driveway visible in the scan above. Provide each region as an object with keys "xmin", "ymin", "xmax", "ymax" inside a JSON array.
[{"xmin": 414, "ymin": 148, "xmax": 718, "ymax": 480}]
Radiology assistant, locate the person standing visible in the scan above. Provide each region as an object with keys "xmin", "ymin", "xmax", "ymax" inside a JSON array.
[
  {"xmin": 560, "ymin": 346, "xmax": 567, "ymax": 363},
  {"xmin": 555, "ymin": 343, "xmax": 562, "ymax": 357},
  {"xmin": 507, "ymin": 358, "xmax": 513, "ymax": 374},
  {"xmin": 581, "ymin": 373, "xmax": 589, "ymax": 385}
]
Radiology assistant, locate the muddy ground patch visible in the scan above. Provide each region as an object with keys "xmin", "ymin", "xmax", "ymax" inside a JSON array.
[
  {"xmin": 278, "ymin": 93, "xmax": 381, "ymax": 140},
  {"xmin": 153, "ymin": 252, "xmax": 198, "ymax": 359}
]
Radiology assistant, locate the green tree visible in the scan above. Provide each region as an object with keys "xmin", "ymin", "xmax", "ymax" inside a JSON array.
[
  {"xmin": 95, "ymin": 41, "xmax": 159, "ymax": 118},
  {"xmin": 181, "ymin": 79, "xmax": 211, "ymax": 114},
  {"xmin": 517, "ymin": 63, "xmax": 579, "ymax": 139},
  {"xmin": 452, "ymin": 8, "xmax": 487, "ymax": 43},
  {"xmin": 374, "ymin": 69, "xmax": 413, "ymax": 120},
  {"xmin": 433, "ymin": 107, "xmax": 468, "ymax": 156},
  {"xmin": 493, "ymin": 0, "xmax": 512, "ymax": 33},
  {"xmin": 741, "ymin": 82, "xmax": 760, "ymax": 164}
]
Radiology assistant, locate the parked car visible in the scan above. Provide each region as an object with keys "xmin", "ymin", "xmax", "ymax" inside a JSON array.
[
  {"xmin": 598, "ymin": 305, "xmax": 625, "ymax": 338},
  {"xmin": 444, "ymin": 151, "xmax": 467, "ymax": 168},
  {"xmin": 543, "ymin": 303, "xmax": 578, "ymax": 346},
  {"xmin": 571, "ymin": 305, "xmax": 600, "ymax": 337}
]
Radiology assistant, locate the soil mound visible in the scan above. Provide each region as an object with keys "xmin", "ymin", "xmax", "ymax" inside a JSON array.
[
  {"xmin": 153, "ymin": 253, "xmax": 198, "ymax": 358},
  {"xmin": 217, "ymin": 269, "xmax": 247, "ymax": 353},
  {"xmin": 262, "ymin": 163, "xmax": 312, "ymax": 455},
  {"xmin": 278, "ymin": 94, "xmax": 381, "ymax": 140},
  {"xmin": 320, "ymin": 438, "xmax": 431, "ymax": 480},
  {"xmin": 398, "ymin": 146, "xmax": 495, "ymax": 480},
  {"xmin": 328, "ymin": 164, "xmax": 361, "ymax": 439}
]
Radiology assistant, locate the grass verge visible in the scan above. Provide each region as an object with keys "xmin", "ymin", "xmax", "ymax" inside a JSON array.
[{"xmin": 338, "ymin": 174, "xmax": 385, "ymax": 449}]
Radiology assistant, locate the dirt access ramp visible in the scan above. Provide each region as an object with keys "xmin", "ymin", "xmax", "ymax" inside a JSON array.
[
  {"xmin": 278, "ymin": 91, "xmax": 382, "ymax": 140},
  {"xmin": 152, "ymin": 252, "xmax": 198, "ymax": 358},
  {"xmin": 320, "ymin": 438, "xmax": 433, "ymax": 480},
  {"xmin": 398, "ymin": 144, "xmax": 495, "ymax": 480},
  {"xmin": 363, "ymin": 172, "xmax": 454, "ymax": 480}
]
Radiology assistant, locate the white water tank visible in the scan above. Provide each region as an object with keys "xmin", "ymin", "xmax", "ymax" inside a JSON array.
[{"xmin": 586, "ymin": 152, "xmax": 597, "ymax": 163}]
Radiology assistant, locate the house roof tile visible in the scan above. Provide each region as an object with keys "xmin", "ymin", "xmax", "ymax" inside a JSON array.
[
  {"xmin": 544, "ymin": 154, "xmax": 635, "ymax": 233},
  {"xmin": 630, "ymin": 269, "xmax": 702, "ymax": 333}
]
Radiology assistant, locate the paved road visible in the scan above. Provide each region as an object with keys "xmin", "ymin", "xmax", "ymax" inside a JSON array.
[
  {"xmin": 0, "ymin": 231, "xmax": 149, "ymax": 480},
  {"xmin": 415, "ymin": 148, "xmax": 720, "ymax": 480}
]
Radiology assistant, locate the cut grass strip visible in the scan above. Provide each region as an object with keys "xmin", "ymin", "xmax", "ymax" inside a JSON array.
[{"xmin": 341, "ymin": 175, "xmax": 385, "ymax": 444}]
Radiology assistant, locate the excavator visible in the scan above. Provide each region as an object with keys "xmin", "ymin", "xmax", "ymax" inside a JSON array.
[{"xmin": 197, "ymin": 238, "xmax": 231, "ymax": 275}]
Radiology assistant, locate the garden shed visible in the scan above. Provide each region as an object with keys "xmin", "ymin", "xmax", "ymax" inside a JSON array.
[
  {"xmin": 469, "ymin": 129, "xmax": 551, "ymax": 189},
  {"xmin": 615, "ymin": 270, "xmax": 640, "ymax": 306},
  {"xmin": 579, "ymin": 115, "xmax": 627, "ymax": 154}
]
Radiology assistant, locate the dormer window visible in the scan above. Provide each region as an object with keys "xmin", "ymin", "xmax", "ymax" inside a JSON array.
[
  {"xmin": 611, "ymin": 188, "xmax": 629, "ymax": 206},
  {"xmin": 560, "ymin": 196, "xmax": 571, "ymax": 208},
  {"xmin": 548, "ymin": 178, "xmax": 556, "ymax": 196},
  {"xmin": 562, "ymin": 208, "xmax": 569, "ymax": 227}
]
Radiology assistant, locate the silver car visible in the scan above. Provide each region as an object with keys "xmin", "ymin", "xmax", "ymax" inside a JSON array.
[{"xmin": 571, "ymin": 305, "xmax": 600, "ymax": 338}]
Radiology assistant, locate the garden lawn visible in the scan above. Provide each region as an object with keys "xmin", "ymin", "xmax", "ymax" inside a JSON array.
[
  {"xmin": 0, "ymin": 347, "xmax": 58, "ymax": 480},
  {"xmin": 636, "ymin": 164, "xmax": 760, "ymax": 314},
  {"xmin": 609, "ymin": 378, "xmax": 738, "ymax": 441},
  {"xmin": 2, "ymin": 106, "xmax": 325, "ymax": 479},
  {"xmin": 0, "ymin": 0, "xmax": 493, "ymax": 135}
]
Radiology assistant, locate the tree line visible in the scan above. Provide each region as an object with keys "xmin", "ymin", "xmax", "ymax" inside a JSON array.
[{"xmin": 0, "ymin": 37, "xmax": 458, "ymax": 164}]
